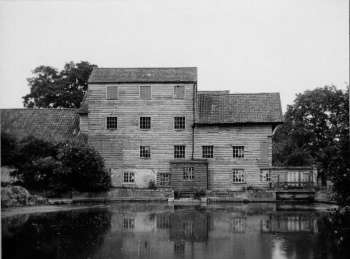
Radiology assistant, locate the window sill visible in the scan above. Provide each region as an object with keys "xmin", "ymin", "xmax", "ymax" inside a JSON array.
[
  {"xmin": 174, "ymin": 128, "xmax": 185, "ymax": 131},
  {"xmin": 232, "ymin": 182, "xmax": 247, "ymax": 184},
  {"xmin": 140, "ymin": 129, "xmax": 151, "ymax": 131},
  {"xmin": 140, "ymin": 157, "xmax": 151, "ymax": 160}
]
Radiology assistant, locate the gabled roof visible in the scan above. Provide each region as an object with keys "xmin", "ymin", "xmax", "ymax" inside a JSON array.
[
  {"xmin": 196, "ymin": 92, "xmax": 283, "ymax": 125},
  {"xmin": 88, "ymin": 67, "xmax": 197, "ymax": 83},
  {"xmin": 0, "ymin": 109, "xmax": 84, "ymax": 143}
]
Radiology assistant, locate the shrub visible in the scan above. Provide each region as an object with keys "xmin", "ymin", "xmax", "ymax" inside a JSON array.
[
  {"xmin": 58, "ymin": 143, "xmax": 111, "ymax": 192},
  {"xmin": 193, "ymin": 189, "xmax": 206, "ymax": 199},
  {"xmin": 9, "ymin": 136, "xmax": 111, "ymax": 193},
  {"xmin": 1, "ymin": 132, "xmax": 18, "ymax": 167}
]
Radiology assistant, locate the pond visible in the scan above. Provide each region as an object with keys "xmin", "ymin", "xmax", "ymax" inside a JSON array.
[{"xmin": 1, "ymin": 203, "xmax": 349, "ymax": 259}]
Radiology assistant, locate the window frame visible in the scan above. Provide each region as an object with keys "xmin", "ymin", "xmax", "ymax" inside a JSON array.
[
  {"xmin": 106, "ymin": 116, "xmax": 118, "ymax": 130},
  {"xmin": 174, "ymin": 116, "xmax": 186, "ymax": 130},
  {"xmin": 139, "ymin": 116, "xmax": 151, "ymax": 130},
  {"xmin": 202, "ymin": 145, "xmax": 214, "ymax": 158},
  {"xmin": 183, "ymin": 167, "xmax": 194, "ymax": 181},
  {"xmin": 174, "ymin": 145, "xmax": 186, "ymax": 159},
  {"xmin": 106, "ymin": 85, "xmax": 118, "ymax": 100},
  {"xmin": 174, "ymin": 85, "xmax": 185, "ymax": 99},
  {"xmin": 139, "ymin": 85, "xmax": 152, "ymax": 100},
  {"xmin": 140, "ymin": 146, "xmax": 151, "ymax": 159},
  {"xmin": 260, "ymin": 169, "xmax": 271, "ymax": 182},
  {"xmin": 123, "ymin": 171, "xmax": 135, "ymax": 183},
  {"xmin": 232, "ymin": 169, "xmax": 245, "ymax": 184},
  {"xmin": 232, "ymin": 146, "xmax": 245, "ymax": 158},
  {"xmin": 159, "ymin": 173, "xmax": 171, "ymax": 186}
]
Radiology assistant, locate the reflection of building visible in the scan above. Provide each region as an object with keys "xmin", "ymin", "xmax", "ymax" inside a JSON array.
[
  {"xmin": 169, "ymin": 210, "xmax": 210, "ymax": 242},
  {"xmin": 261, "ymin": 214, "xmax": 318, "ymax": 233}
]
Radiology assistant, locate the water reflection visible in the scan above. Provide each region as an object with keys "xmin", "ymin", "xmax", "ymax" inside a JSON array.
[{"xmin": 2, "ymin": 203, "xmax": 347, "ymax": 259}]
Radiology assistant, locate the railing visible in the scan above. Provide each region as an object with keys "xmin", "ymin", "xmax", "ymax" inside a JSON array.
[{"xmin": 274, "ymin": 181, "xmax": 314, "ymax": 190}]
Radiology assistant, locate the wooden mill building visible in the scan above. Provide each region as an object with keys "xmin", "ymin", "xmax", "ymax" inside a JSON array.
[{"xmin": 78, "ymin": 67, "xmax": 284, "ymax": 192}]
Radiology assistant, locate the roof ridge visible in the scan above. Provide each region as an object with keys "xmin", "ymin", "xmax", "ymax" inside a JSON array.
[
  {"xmin": 0, "ymin": 108, "xmax": 77, "ymax": 111},
  {"xmin": 93, "ymin": 67, "xmax": 197, "ymax": 69}
]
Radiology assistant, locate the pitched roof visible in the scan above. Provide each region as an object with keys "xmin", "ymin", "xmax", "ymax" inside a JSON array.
[
  {"xmin": 196, "ymin": 92, "xmax": 283, "ymax": 125},
  {"xmin": 0, "ymin": 109, "xmax": 84, "ymax": 143},
  {"xmin": 88, "ymin": 67, "xmax": 197, "ymax": 83}
]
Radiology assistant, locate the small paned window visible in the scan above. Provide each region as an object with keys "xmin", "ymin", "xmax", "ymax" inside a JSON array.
[
  {"xmin": 183, "ymin": 167, "xmax": 194, "ymax": 180},
  {"xmin": 232, "ymin": 217, "xmax": 246, "ymax": 233},
  {"xmin": 123, "ymin": 218, "xmax": 135, "ymax": 229},
  {"xmin": 233, "ymin": 146, "xmax": 244, "ymax": 158},
  {"xmin": 174, "ymin": 85, "xmax": 185, "ymax": 99},
  {"xmin": 174, "ymin": 145, "xmax": 185, "ymax": 158},
  {"xmin": 106, "ymin": 86, "xmax": 118, "ymax": 100},
  {"xmin": 260, "ymin": 169, "xmax": 271, "ymax": 182},
  {"xmin": 106, "ymin": 117, "xmax": 118, "ymax": 129},
  {"xmin": 202, "ymin": 146, "xmax": 214, "ymax": 158},
  {"xmin": 140, "ymin": 146, "xmax": 151, "ymax": 159},
  {"xmin": 174, "ymin": 117, "xmax": 185, "ymax": 129},
  {"xmin": 159, "ymin": 173, "xmax": 170, "ymax": 186},
  {"xmin": 140, "ymin": 86, "xmax": 151, "ymax": 99},
  {"xmin": 232, "ymin": 169, "xmax": 245, "ymax": 183},
  {"xmin": 123, "ymin": 171, "xmax": 135, "ymax": 183},
  {"xmin": 140, "ymin": 117, "xmax": 151, "ymax": 129}
]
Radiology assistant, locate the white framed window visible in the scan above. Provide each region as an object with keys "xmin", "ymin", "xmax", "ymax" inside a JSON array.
[
  {"xmin": 202, "ymin": 145, "xmax": 214, "ymax": 158},
  {"xmin": 159, "ymin": 173, "xmax": 170, "ymax": 186},
  {"xmin": 106, "ymin": 86, "xmax": 118, "ymax": 100},
  {"xmin": 174, "ymin": 117, "xmax": 185, "ymax": 129},
  {"xmin": 123, "ymin": 171, "xmax": 135, "ymax": 183},
  {"xmin": 232, "ymin": 169, "xmax": 245, "ymax": 183},
  {"xmin": 174, "ymin": 145, "xmax": 185, "ymax": 158},
  {"xmin": 140, "ymin": 86, "xmax": 151, "ymax": 99},
  {"xmin": 233, "ymin": 146, "xmax": 244, "ymax": 158},
  {"xmin": 106, "ymin": 117, "xmax": 118, "ymax": 129},
  {"xmin": 140, "ymin": 117, "xmax": 151, "ymax": 129},
  {"xmin": 140, "ymin": 146, "xmax": 151, "ymax": 159},
  {"xmin": 260, "ymin": 169, "xmax": 271, "ymax": 182},
  {"xmin": 174, "ymin": 85, "xmax": 185, "ymax": 99},
  {"xmin": 183, "ymin": 167, "xmax": 194, "ymax": 180}
]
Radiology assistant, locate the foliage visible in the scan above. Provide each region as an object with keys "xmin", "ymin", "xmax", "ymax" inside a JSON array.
[
  {"xmin": 1, "ymin": 132, "xmax": 18, "ymax": 166},
  {"xmin": 9, "ymin": 136, "xmax": 111, "ymax": 193},
  {"xmin": 193, "ymin": 189, "xmax": 206, "ymax": 199},
  {"xmin": 273, "ymin": 85, "xmax": 349, "ymax": 203},
  {"xmin": 23, "ymin": 61, "xmax": 97, "ymax": 108}
]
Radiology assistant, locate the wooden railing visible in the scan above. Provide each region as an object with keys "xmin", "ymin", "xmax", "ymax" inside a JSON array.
[{"xmin": 274, "ymin": 181, "xmax": 314, "ymax": 190}]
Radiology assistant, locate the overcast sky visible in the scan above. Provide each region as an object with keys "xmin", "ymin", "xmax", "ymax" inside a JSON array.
[{"xmin": 0, "ymin": 0, "xmax": 348, "ymax": 111}]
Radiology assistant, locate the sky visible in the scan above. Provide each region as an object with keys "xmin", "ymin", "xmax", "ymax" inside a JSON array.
[{"xmin": 0, "ymin": 0, "xmax": 348, "ymax": 111}]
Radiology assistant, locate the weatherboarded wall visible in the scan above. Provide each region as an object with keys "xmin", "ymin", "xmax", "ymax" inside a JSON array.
[
  {"xmin": 87, "ymin": 83, "xmax": 195, "ymax": 187},
  {"xmin": 194, "ymin": 125, "xmax": 273, "ymax": 191}
]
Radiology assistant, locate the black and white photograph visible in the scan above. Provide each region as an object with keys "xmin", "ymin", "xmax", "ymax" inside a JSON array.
[{"xmin": 0, "ymin": 0, "xmax": 349, "ymax": 258}]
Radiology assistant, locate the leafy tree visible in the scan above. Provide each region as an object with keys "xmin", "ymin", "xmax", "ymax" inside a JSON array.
[
  {"xmin": 23, "ymin": 61, "xmax": 96, "ymax": 108},
  {"xmin": 273, "ymin": 85, "xmax": 349, "ymax": 184},
  {"xmin": 1, "ymin": 132, "xmax": 18, "ymax": 166}
]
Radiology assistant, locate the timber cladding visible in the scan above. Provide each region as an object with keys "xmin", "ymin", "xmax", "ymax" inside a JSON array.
[
  {"xmin": 87, "ymin": 83, "xmax": 196, "ymax": 186},
  {"xmin": 170, "ymin": 160, "xmax": 208, "ymax": 192}
]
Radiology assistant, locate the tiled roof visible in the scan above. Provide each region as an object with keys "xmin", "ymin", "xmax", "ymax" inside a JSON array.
[
  {"xmin": 0, "ymin": 108, "xmax": 84, "ymax": 143},
  {"xmin": 196, "ymin": 92, "xmax": 283, "ymax": 124},
  {"xmin": 88, "ymin": 67, "xmax": 197, "ymax": 83}
]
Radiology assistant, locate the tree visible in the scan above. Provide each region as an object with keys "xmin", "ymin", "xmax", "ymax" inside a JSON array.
[
  {"xmin": 273, "ymin": 85, "xmax": 349, "ymax": 184},
  {"xmin": 23, "ymin": 61, "xmax": 97, "ymax": 108}
]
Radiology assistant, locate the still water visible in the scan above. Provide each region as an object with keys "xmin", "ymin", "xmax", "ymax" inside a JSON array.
[{"xmin": 1, "ymin": 203, "xmax": 348, "ymax": 259}]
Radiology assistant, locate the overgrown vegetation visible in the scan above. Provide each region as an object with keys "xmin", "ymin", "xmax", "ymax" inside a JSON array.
[
  {"xmin": 1, "ymin": 134, "xmax": 111, "ymax": 194},
  {"xmin": 273, "ymin": 85, "xmax": 349, "ymax": 204}
]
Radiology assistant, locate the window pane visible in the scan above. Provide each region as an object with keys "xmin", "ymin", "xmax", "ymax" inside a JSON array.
[
  {"xmin": 140, "ymin": 146, "xmax": 151, "ymax": 158},
  {"xmin": 233, "ymin": 146, "xmax": 244, "ymax": 158},
  {"xmin": 174, "ymin": 145, "xmax": 185, "ymax": 158},
  {"xmin": 107, "ymin": 117, "xmax": 118, "ymax": 129},
  {"xmin": 183, "ymin": 167, "xmax": 194, "ymax": 180},
  {"xmin": 140, "ymin": 86, "xmax": 151, "ymax": 99},
  {"xmin": 174, "ymin": 117, "xmax": 185, "ymax": 129},
  {"xmin": 233, "ymin": 169, "xmax": 245, "ymax": 183},
  {"xmin": 174, "ymin": 85, "xmax": 185, "ymax": 99},
  {"xmin": 140, "ymin": 117, "xmax": 151, "ymax": 129},
  {"xmin": 202, "ymin": 145, "xmax": 213, "ymax": 158}
]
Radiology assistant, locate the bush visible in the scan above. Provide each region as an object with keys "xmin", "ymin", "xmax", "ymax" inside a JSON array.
[
  {"xmin": 1, "ymin": 132, "xmax": 18, "ymax": 166},
  {"xmin": 9, "ymin": 136, "xmax": 111, "ymax": 193}
]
